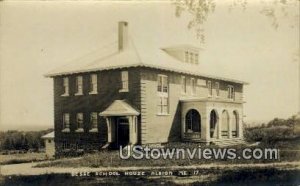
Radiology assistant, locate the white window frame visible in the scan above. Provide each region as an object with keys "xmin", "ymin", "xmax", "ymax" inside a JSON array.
[
  {"xmin": 75, "ymin": 76, "xmax": 83, "ymax": 96},
  {"xmin": 195, "ymin": 53, "xmax": 199, "ymax": 64},
  {"xmin": 215, "ymin": 82, "xmax": 220, "ymax": 97},
  {"xmin": 89, "ymin": 112, "xmax": 98, "ymax": 132},
  {"xmin": 191, "ymin": 78, "xmax": 196, "ymax": 95},
  {"xmin": 228, "ymin": 85, "xmax": 235, "ymax": 100},
  {"xmin": 181, "ymin": 76, "xmax": 186, "ymax": 94},
  {"xmin": 190, "ymin": 53, "xmax": 194, "ymax": 64},
  {"xmin": 157, "ymin": 74, "xmax": 169, "ymax": 115},
  {"xmin": 157, "ymin": 75, "xmax": 168, "ymax": 94},
  {"xmin": 62, "ymin": 113, "xmax": 70, "ymax": 132},
  {"xmin": 62, "ymin": 77, "xmax": 69, "ymax": 96},
  {"xmin": 89, "ymin": 74, "xmax": 98, "ymax": 95},
  {"xmin": 185, "ymin": 51, "xmax": 189, "ymax": 63},
  {"xmin": 158, "ymin": 96, "xmax": 169, "ymax": 115},
  {"xmin": 120, "ymin": 71, "xmax": 129, "ymax": 92},
  {"xmin": 207, "ymin": 80, "xmax": 212, "ymax": 97},
  {"xmin": 76, "ymin": 113, "xmax": 84, "ymax": 132}
]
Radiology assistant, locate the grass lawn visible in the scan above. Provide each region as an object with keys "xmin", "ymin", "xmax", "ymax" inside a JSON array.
[
  {"xmin": 35, "ymin": 138, "xmax": 300, "ymax": 168},
  {"xmin": 0, "ymin": 153, "xmax": 48, "ymax": 165}
]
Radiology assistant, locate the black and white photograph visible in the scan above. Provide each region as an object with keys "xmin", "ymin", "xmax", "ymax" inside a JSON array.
[{"xmin": 0, "ymin": 0, "xmax": 299, "ymax": 185}]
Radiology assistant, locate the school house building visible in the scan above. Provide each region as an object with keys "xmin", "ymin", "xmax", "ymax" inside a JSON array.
[{"xmin": 45, "ymin": 21, "xmax": 248, "ymax": 156}]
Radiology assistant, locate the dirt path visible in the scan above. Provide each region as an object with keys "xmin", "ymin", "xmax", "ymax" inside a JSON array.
[{"xmin": 1, "ymin": 161, "xmax": 300, "ymax": 176}]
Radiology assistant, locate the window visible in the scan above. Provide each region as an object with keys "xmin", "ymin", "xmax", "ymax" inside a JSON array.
[
  {"xmin": 185, "ymin": 51, "xmax": 189, "ymax": 63},
  {"xmin": 191, "ymin": 78, "xmax": 196, "ymax": 95},
  {"xmin": 90, "ymin": 112, "xmax": 98, "ymax": 129},
  {"xmin": 62, "ymin": 77, "xmax": 69, "ymax": 96},
  {"xmin": 181, "ymin": 76, "xmax": 186, "ymax": 94},
  {"xmin": 228, "ymin": 85, "xmax": 235, "ymax": 100},
  {"xmin": 62, "ymin": 141, "xmax": 70, "ymax": 150},
  {"xmin": 48, "ymin": 139, "xmax": 52, "ymax": 143},
  {"xmin": 190, "ymin": 53, "xmax": 194, "ymax": 63},
  {"xmin": 75, "ymin": 76, "xmax": 83, "ymax": 95},
  {"xmin": 120, "ymin": 71, "xmax": 128, "ymax": 92},
  {"xmin": 63, "ymin": 113, "xmax": 70, "ymax": 129},
  {"xmin": 215, "ymin": 82, "xmax": 220, "ymax": 97},
  {"xmin": 195, "ymin": 54, "xmax": 199, "ymax": 64},
  {"xmin": 207, "ymin": 81, "xmax": 212, "ymax": 96},
  {"xmin": 157, "ymin": 75, "xmax": 168, "ymax": 93},
  {"xmin": 158, "ymin": 97, "xmax": 168, "ymax": 114},
  {"xmin": 157, "ymin": 75, "xmax": 169, "ymax": 114},
  {"xmin": 76, "ymin": 113, "xmax": 83, "ymax": 129},
  {"xmin": 89, "ymin": 74, "xmax": 97, "ymax": 94}
]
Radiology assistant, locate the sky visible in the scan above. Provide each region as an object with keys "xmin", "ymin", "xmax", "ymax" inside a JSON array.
[{"xmin": 0, "ymin": 0, "xmax": 299, "ymax": 131}]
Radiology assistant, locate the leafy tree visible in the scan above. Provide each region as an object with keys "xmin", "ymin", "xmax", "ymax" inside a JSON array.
[{"xmin": 173, "ymin": 0, "xmax": 299, "ymax": 44}]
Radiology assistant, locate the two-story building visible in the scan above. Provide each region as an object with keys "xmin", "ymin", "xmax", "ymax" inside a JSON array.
[{"xmin": 45, "ymin": 21, "xmax": 248, "ymax": 156}]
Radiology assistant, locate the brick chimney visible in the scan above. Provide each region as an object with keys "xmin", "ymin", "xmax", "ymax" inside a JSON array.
[{"xmin": 118, "ymin": 21, "xmax": 128, "ymax": 51}]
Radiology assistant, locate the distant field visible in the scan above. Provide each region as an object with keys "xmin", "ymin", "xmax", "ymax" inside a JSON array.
[{"xmin": 0, "ymin": 153, "xmax": 47, "ymax": 165}]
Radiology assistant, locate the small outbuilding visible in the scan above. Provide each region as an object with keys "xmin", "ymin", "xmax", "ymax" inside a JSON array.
[{"xmin": 41, "ymin": 131, "xmax": 55, "ymax": 158}]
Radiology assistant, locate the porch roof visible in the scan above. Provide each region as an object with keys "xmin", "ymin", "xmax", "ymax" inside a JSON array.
[
  {"xmin": 99, "ymin": 100, "xmax": 140, "ymax": 117},
  {"xmin": 180, "ymin": 97, "xmax": 245, "ymax": 104},
  {"xmin": 41, "ymin": 131, "xmax": 54, "ymax": 139}
]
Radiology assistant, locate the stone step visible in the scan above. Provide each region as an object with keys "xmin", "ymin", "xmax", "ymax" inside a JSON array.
[{"xmin": 212, "ymin": 139, "xmax": 247, "ymax": 147}]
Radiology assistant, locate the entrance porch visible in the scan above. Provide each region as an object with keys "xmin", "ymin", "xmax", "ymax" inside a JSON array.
[
  {"xmin": 100, "ymin": 100, "xmax": 139, "ymax": 148},
  {"xmin": 181, "ymin": 98, "xmax": 244, "ymax": 144}
]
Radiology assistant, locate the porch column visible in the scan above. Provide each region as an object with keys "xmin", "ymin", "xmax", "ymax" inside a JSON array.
[
  {"xmin": 217, "ymin": 115, "xmax": 222, "ymax": 139},
  {"xmin": 126, "ymin": 116, "xmax": 133, "ymax": 144},
  {"xmin": 228, "ymin": 114, "xmax": 232, "ymax": 138},
  {"xmin": 201, "ymin": 114, "xmax": 210, "ymax": 143},
  {"xmin": 105, "ymin": 117, "xmax": 112, "ymax": 143},
  {"xmin": 181, "ymin": 114, "xmax": 186, "ymax": 140},
  {"xmin": 239, "ymin": 117, "xmax": 243, "ymax": 138},
  {"xmin": 131, "ymin": 116, "xmax": 138, "ymax": 144}
]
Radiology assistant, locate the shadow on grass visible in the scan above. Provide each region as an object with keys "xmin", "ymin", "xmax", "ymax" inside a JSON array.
[{"xmin": 199, "ymin": 168, "xmax": 300, "ymax": 186}]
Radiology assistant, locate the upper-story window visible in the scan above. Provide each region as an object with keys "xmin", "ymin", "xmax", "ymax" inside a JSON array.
[
  {"xmin": 157, "ymin": 75, "xmax": 169, "ymax": 115},
  {"xmin": 62, "ymin": 77, "xmax": 69, "ymax": 96},
  {"xmin": 157, "ymin": 75, "xmax": 168, "ymax": 93},
  {"xmin": 185, "ymin": 52, "xmax": 189, "ymax": 63},
  {"xmin": 207, "ymin": 80, "xmax": 212, "ymax": 97},
  {"xmin": 76, "ymin": 113, "xmax": 84, "ymax": 132},
  {"xmin": 215, "ymin": 82, "xmax": 220, "ymax": 97},
  {"xmin": 75, "ymin": 76, "xmax": 83, "ymax": 95},
  {"xmin": 181, "ymin": 76, "xmax": 186, "ymax": 94},
  {"xmin": 184, "ymin": 51, "xmax": 199, "ymax": 64},
  {"xmin": 191, "ymin": 78, "xmax": 196, "ymax": 95},
  {"xmin": 195, "ymin": 54, "xmax": 199, "ymax": 64},
  {"xmin": 89, "ymin": 74, "xmax": 97, "ymax": 94},
  {"xmin": 228, "ymin": 85, "xmax": 235, "ymax": 100},
  {"xmin": 90, "ymin": 112, "xmax": 98, "ymax": 132},
  {"xmin": 190, "ymin": 53, "xmax": 194, "ymax": 64},
  {"xmin": 120, "ymin": 71, "xmax": 129, "ymax": 92}
]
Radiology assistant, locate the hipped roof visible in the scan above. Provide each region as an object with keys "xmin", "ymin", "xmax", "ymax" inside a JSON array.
[{"xmin": 45, "ymin": 28, "xmax": 248, "ymax": 85}]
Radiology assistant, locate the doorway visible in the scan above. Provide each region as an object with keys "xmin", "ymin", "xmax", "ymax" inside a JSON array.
[{"xmin": 116, "ymin": 117, "xmax": 129, "ymax": 147}]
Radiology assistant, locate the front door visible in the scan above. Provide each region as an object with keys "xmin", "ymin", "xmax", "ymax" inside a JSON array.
[{"xmin": 117, "ymin": 117, "xmax": 129, "ymax": 147}]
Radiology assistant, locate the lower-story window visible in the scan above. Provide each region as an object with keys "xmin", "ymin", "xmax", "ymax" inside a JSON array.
[
  {"xmin": 90, "ymin": 112, "xmax": 98, "ymax": 132},
  {"xmin": 158, "ymin": 97, "xmax": 168, "ymax": 114},
  {"xmin": 62, "ymin": 113, "xmax": 70, "ymax": 132},
  {"xmin": 76, "ymin": 113, "xmax": 84, "ymax": 132},
  {"xmin": 62, "ymin": 141, "xmax": 70, "ymax": 150}
]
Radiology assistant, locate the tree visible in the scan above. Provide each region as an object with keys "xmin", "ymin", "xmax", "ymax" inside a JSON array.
[{"xmin": 173, "ymin": 0, "xmax": 299, "ymax": 44}]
